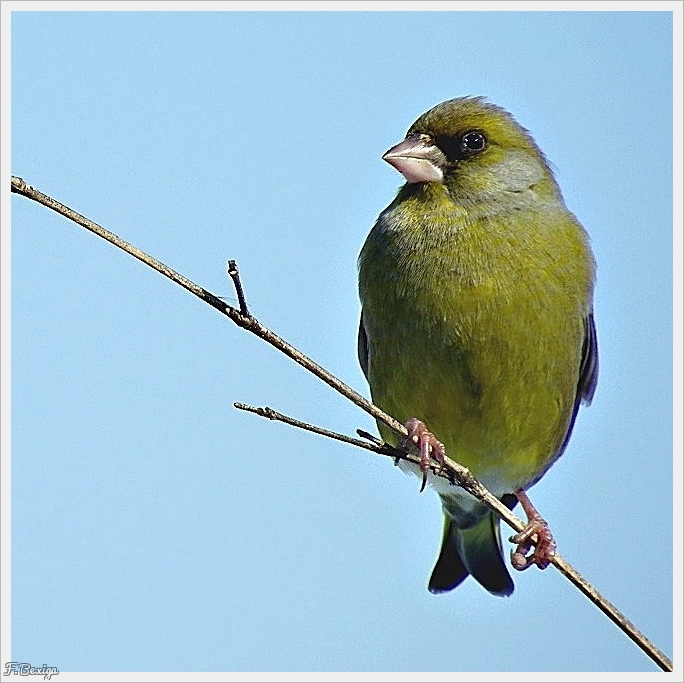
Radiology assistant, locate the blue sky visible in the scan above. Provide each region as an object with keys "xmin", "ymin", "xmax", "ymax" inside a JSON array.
[{"xmin": 4, "ymin": 5, "xmax": 679, "ymax": 677}]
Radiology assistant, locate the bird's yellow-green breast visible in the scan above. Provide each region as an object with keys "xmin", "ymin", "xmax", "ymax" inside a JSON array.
[{"xmin": 359, "ymin": 185, "xmax": 593, "ymax": 494}]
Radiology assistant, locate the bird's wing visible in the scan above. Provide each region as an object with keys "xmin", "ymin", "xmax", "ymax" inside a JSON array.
[
  {"xmin": 552, "ymin": 312, "xmax": 599, "ymax": 464},
  {"xmin": 578, "ymin": 312, "xmax": 599, "ymax": 405}
]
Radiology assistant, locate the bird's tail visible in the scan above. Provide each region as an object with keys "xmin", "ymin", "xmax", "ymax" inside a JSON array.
[{"xmin": 428, "ymin": 511, "xmax": 514, "ymax": 597}]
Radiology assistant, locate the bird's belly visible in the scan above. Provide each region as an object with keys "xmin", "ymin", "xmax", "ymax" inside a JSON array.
[{"xmin": 369, "ymin": 306, "xmax": 578, "ymax": 503}]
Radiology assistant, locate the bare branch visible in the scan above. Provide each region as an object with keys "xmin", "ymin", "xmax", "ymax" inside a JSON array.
[
  {"xmin": 11, "ymin": 175, "xmax": 673, "ymax": 673},
  {"xmin": 232, "ymin": 400, "xmax": 673, "ymax": 671}
]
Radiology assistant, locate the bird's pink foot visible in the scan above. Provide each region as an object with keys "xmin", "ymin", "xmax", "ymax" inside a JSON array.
[
  {"xmin": 403, "ymin": 418, "xmax": 446, "ymax": 492},
  {"xmin": 509, "ymin": 489, "xmax": 557, "ymax": 571}
]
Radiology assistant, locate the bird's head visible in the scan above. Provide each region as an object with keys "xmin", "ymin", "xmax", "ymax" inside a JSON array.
[{"xmin": 383, "ymin": 97, "xmax": 562, "ymax": 206}]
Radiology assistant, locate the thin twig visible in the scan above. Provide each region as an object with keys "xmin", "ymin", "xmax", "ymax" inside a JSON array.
[
  {"xmin": 233, "ymin": 402, "xmax": 411, "ymax": 459},
  {"xmin": 11, "ymin": 175, "xmax": 673, "ymax": 673},
  {"xmin": 227, "ymin": 260, "xmax": 250, "ymax": 316},
  {"xmin": 356, "ymin": 429, "xmax": 385, "ymax": 447}
]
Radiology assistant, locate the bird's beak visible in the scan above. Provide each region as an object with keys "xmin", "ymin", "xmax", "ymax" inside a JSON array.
[{"xmin": 382, "ymin": 133, "xmax": 446, "ymax": 184}]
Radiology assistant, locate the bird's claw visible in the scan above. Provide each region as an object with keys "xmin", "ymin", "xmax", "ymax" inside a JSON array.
[
  {"xmin": 510, "ymin": 518, "xmax": 556, "ymax": 570},
  {"xmin": 403, "ymin": 418, "xmax": 446, "ymax": 492},
  {"xmin": 509, "ymin": 489, "xmax": 557, "ymax": 571}
]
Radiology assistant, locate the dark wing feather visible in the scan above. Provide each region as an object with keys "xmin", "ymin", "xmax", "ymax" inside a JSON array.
[
  {"xmin": 357, "ymin": 311, "xmax": 369, "ymax": 380},
  {"xmin": 578, "ymin": 312, "xmax": 599, "ymax": 405}
]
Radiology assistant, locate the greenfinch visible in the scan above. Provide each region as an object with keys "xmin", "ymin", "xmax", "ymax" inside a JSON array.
[{"xmin": 357, "ymin": 97, "xmax": 598, "ymax": 596}]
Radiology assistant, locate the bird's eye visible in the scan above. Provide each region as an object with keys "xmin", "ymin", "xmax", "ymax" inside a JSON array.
[
  {"xmin": 433, "ymin": 130, "xmax": 487, "ymax": 163},
  {"xmin": 459, "ymin": 131, "xmax": 486, "ymax": 153}
]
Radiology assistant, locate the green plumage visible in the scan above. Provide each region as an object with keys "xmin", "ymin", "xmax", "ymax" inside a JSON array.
[{"xmin": 357, "ymin": 97, "xmax": 597, "ymax": 596}]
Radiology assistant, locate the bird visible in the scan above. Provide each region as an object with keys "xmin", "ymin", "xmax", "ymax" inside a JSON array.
[{"xmin": 357, "ymin": 97, "xmax": 598, "ymax": 596}]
